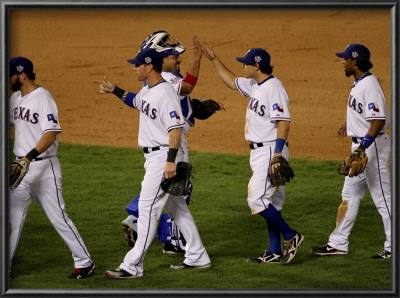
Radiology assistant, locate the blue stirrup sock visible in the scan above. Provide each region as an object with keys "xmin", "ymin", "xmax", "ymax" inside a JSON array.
[
  {"xmin": 259, "ymin": 204, "xmax": 295, "ymax": 241},
  {"xmin": 266, "ymin": 221, "xmax": 282, "ymax": 254}
]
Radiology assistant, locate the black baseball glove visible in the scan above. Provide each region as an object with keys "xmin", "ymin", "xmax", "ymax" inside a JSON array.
[
  {"xmin": 10, "ymin": 159, "xmax": 30, "ymax": 190},
  {"xmin": 268, "ymin": 156, "xmax": 294, "ymax": 187},
  {"xmin": 161, "ymin": 162, "xmax": 192, "ymax": 196},
  {"xmin": 190, "ymin": 98, "xmax": 225, "ymax": 120}
]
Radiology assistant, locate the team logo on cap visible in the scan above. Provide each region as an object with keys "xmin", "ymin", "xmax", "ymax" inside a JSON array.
[
  {"xmin": 145, "ymin": 57, "xmax": 152, "ymax": 64},
  {"xmin": 17, "ymin": 65, "xmax": 24, "ymax": 72},
  {"xmin": 255, "ymin": 56, "xmax": 262, "ymax": 63},
  {"xmin": 352, "ymin": 51, "xmax": 359, "ymax": 59}
]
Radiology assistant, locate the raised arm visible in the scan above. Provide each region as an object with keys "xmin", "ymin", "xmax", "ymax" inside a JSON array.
[
  {"xmin": 94, "ymin": 75, "xmax": 136, "ymax": 108},
  {"xmin": 180, "ymin": 34, "xmax": 202, "ymax": 95},
  {"xmin": 198, "ymin": 40, "xmax": 237, "ymax": 90}
]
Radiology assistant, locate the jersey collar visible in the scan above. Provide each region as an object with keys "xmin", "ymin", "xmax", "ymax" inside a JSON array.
[
  {"xmin": 258, "ymin": 75, "xmax": 274, "ymax": 86},
  {"xmin": 143, "ymin": 79, "xmax": 166, "ymax": 88},
  {"xmin": 169, "ymin": 71, "xmax": 183, "ymax": 79},
  {"xmin": 351, "ymin": 72, "xmax": 372, "ymax": 88}
]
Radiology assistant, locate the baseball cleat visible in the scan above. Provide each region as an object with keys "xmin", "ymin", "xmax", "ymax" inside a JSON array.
[
  {"xmin": 105, "ymin": 268, "xmax": 142, "ymax": 279},
  {"xmin": 372, "ymin": 250, "xmax": 391, "ymax": 259},
  {"xmin": 247, "ymin": 251, "xmax": 283, "ymax": 263},
  {"xmin": 281, "ymin": 231, "xmax": 304, "ymax": 264},
  {"xmin": 68, "ymin": 263, "xmax": 95, "ymax": 279},
  {"xmin": 163, "ymin": 242, "xmax": 185, "ymax": 254},
  {"xmin": 170, "ymin": 262, "xmax": 212, "ymax": 270},
  {"xmin": 310, "ymin": 244, "xmax": 348, "ymax": 256},
  {"xmin": 121, "ymin": 223, "xmax": 137, "ymax": 247}
]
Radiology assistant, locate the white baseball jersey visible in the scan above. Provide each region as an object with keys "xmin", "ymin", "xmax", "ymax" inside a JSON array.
[
  {"xmin": 346, "ymin": 73, "xmax": 390, "ymax": 137},
  {"xmin": 132, "ymin": 81, "xmax": 184, "ymax": 148},
  {"xmin": 235, "ymin": 76, "xmax": 291, "ymax": 143},
  {"xmin": 162, "ymin": 71, "xmax": 194, "ymax": 133},
  {"xmin": 10, "ymin": 87, "xmax": 61, "ymax": 157}
]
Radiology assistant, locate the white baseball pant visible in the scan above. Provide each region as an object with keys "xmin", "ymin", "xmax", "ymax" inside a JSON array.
[
  {"xmin": 119, "ymin": 147, "xmax": 210, "ymax": 276},
  {"xmin": 247, "ymin": 141, "xmax": 289, "ymax": 214},
  {"xmin": 9, "ymin": 156, "xmax": 92, "ymax": 268},
  {"xmin": 329, "ymin": 133, "xmax": 391, "ymax": 252}
]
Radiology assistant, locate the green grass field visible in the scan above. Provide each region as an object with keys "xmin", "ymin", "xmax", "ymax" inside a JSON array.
[{"xmin": 7, "ymin": 142, "xmax": 392, "ymax": 294}]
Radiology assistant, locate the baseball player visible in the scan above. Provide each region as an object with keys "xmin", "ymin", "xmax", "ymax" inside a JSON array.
[
  {"xmin": 105, "ymin": 48, "xmax": 211, "ymax": 279},
  {"xmin": 199, "ymin": 42, "xmax": 303, "ymax": 264},
  {"xmin": 311, "ymin": 44, "xmax": 391, "ymax": 259},
  {"xmin": 8, "ymin": 57, "xmax": 95, "ymax": 279},
  {"xmin": 95, "ymin": 31, "xmax": 207, "ymax": 254}
]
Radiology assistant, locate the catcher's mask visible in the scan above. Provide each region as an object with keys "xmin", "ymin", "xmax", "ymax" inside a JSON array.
[{"xmin": 140, "ymin": 30, "xmax": 186, "ymax": 57}]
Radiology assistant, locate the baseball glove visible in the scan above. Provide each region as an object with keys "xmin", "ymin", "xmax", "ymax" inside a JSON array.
[
  {"xmin": 268, "ymin": 156, "xmax": 294, "ymax": 187},
  {"xmin": 9, "ymin": 159, "xmax": 29, "ymax": 190},
  {"xmin": 161, "ymin": 162, "xmax": 192, "ymax": 196},
  {"xmin": 190, "ymin": 98, "xmax": 225, "ymax": 120},
  {"xmin": 338, "ymin": 150, "xmax": 368, "ymax": 177}
]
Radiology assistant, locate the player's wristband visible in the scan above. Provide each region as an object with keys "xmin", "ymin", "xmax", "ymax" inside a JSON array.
[
  {"xmin": 358, "ymin": 134, "xmax": 375, "ymax": 150},
  {"xmin": 182, "ymin": 72, "xmax": 198, "ymax": 86},
  {"xmin": 274, "ymin": 138, "xmax": 286, "ymax": 153},
  {"xmin": 123, "ymin": 92, "xmax": 137, "ymax": 108},
  {"xmin": 25, "ymin": 148, "xmax": 40, "ymax": 161},
  {"xmin": 112, "ymin": 86, "xmax": 126, "ymax": 99},
  {"xmin": 167, "ymin": 148, "xmax": 178, "ymax": 163}
]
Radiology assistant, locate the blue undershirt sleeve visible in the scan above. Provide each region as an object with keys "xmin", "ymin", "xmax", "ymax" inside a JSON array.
[{"xmin": 123, "ymin": 92, "xmax": 137, "ymax": 108}]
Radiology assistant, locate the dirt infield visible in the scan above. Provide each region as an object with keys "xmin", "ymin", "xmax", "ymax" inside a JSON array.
[{"xmin": 9, "ymin": 8, "xmax": 391, "ymax": 160}]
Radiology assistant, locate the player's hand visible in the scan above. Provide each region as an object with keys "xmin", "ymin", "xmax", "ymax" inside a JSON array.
[
  {"xmin": 271, "ymin": 153, "xmax": 282, "ymax": 173},
  {"xmin": 21, "ymin": 156, "xmax": 31, "ymax": 165},
  {"xmin": 337, "ymin": 121, "xmax": 347, "ymax": 139},
  {"xmin": 198, "ymin": 40, "xmax": 216, "ymax": 61},
  {"xmin": 192, "ymin": 34, "xmax": 202, "ymax": 60},
  {"xmin": 164, "ymin": 162, "xmax": 177, "ymax": 179},
  {"xmin": 93, "ymin": 75, "xmax": 115, "ymax": 94}
]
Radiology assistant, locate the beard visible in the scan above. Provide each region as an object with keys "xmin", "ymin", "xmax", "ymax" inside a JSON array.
[
  {"xmin": 10, "ymin": 77, "xmax": 22, "ymax": 92},
  {"xmin": 344, "ymin": 66, "xmax": 355, "ymax": 78}
]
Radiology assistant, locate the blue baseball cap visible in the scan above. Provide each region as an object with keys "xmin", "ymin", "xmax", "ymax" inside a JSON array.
[
  {"xmin": 336, "ymin": 44, "xmax": 371, "ymax": 62},
  {"xmin": 236, "ymin": 48, "xmax": 271, "ymax": 66},
  {"xmin": 9, "ymin": 56, "xmax": 34, "ymax": 77},
  {"xmin": 127, "ymin": 48, "xmax": 163, "ymax": 67}
]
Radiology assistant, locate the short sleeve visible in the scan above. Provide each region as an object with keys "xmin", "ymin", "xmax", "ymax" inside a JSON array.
[
  {"xmin": 235, "ymin": 77, "xmax": 253, "ymax": 97},
  {"xmin": 39, "ymin": 92, "xmax": 62, "ymax": 134},
  {"xmin": 364, "ymin": 79, "xmax": 387, "ymax": 121}
]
